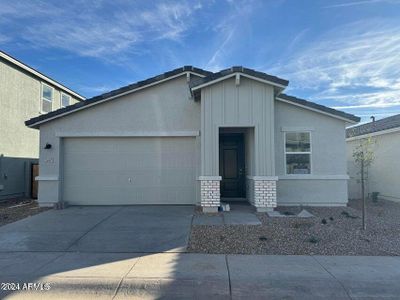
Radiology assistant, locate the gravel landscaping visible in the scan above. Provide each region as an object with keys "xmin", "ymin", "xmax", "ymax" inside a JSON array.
[
  {"xmin": 188, "ymin": 198, "xmax": 400, "ymax": 256},
  {"xmin": 0, "ymin": 198, "xmax": 50, "ymax": 227}
]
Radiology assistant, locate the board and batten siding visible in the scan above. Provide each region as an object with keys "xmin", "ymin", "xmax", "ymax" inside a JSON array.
[{"xmin": 200, "ymin": 76, "xmax": 275, "ymax": 176}]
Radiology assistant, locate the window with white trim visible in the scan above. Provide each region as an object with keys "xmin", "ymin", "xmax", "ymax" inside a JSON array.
[
  {"xmin": 61, "ymin": 93, "xmax": 70, "ymax": 107},
  {"xmin": 41, "ymin": 83, "xmax": 53, "ymax": 113},
  {"xmin": 285, "ymin": 132, "xmax": 311, "ymax": 174}
]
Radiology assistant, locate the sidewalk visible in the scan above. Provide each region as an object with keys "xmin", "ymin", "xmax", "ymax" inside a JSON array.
[{"xmin": 1, "ymin": 252, "xmax": 399, "ymax": 299}]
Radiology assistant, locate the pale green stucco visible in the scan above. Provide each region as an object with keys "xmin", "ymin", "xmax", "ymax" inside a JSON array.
[{"xmin": 0, "ymin": 58, "xmax": 81, "ymax": 199}]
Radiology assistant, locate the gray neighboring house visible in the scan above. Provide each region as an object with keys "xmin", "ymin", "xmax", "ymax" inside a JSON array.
[
  {"xmin": 0, "ymin": 50, "xmax": 84, "ymax": 200},
  {"xmin": 26, "ymin": 66, "xmax": 359, "ymax": 212},
  {"xmin": 347, "ymin": 114, "xmax": 400, "ymax": 202}
]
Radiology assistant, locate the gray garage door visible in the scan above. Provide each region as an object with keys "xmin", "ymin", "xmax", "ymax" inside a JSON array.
[{"xmin": 62, "ymin": 137, "xmax": 197, "ymax": 205}]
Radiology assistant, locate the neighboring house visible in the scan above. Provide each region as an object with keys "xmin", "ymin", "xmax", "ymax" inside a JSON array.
[
  {"xmin": 346, "ymin": 114, "xmax": 400, "ymax": 202},
  {"xmin": 0, "ymin": 50, "xmax": 84, "ymax": 200},
  {"xmin": 25, "ymin": 66, "xmax": 359, "ymax": 212}
]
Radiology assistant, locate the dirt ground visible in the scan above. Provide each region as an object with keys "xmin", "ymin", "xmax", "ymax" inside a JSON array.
[
  {"xmin": 0, "ymin": 198, "xmax": 50, "ymax": 227},
  {"xmin": 189, "ymin": 198, "xmax": 400, "ymax": 256}
]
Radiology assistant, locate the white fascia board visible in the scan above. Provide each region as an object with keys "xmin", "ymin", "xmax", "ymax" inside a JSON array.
[
  {"xmin": 281, "ymin": 127, "xmax": 314, "ymax": 132},
  {"xmin": 191, "ymin": 72, "xmax": 288, "ymax": 91},
  {"xmin": 278, "ymin": 175, "xmax": 350, "ymax": 180},
  {"xmin": 55, "ymin": 131, "xmax": 200, "ymax": 137},
  {"xmin": 35, "ymin": 176, "xmax": 59, "ymax": 181},
  {"xmin": 346, "ymin": 127, "xmax": 400, "ymax": 141},
  {"xmin": 27, "ymin": 71, "xmax": 206, "ymax": 128},
  {"xmin": 276, "ymin": 97, "xmax": 358, "ymax": 124},
  {"xmin": 0, "ymin": 51, "xmax": 85, "ymax": 100}
]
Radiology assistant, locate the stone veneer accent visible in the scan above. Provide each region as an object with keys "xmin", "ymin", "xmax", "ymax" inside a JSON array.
[
  {"xmin": 199, "ymin": 176, "xmax": 221, "ymax": 213},
  {"xmin": 248, "ymin": 176, "xmax": 277, "ymax": 212}
]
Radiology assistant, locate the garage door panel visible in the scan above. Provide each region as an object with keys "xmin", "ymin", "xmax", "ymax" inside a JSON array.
[{"xmin": 63, "ymin": 137, "xmax": 196, "ymax": 205}]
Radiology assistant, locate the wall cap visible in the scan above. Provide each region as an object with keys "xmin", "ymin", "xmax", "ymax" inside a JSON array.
[
  {"xmin": 247, "ymin": 176, "xmax": 278, "ymax": 181},
  {"xmin": 198, "ymin": 176, "xmax": 222, "ymax": 181}
]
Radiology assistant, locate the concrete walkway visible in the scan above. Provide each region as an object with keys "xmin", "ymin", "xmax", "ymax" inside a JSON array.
[{"xmin": 1, "ymin": 252, "xmax": 399, "ymax": 299}]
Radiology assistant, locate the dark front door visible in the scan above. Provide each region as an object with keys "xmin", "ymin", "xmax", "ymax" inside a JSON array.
[{"xmin": 219, "ymin": 133, "xmax": 245, "ymax": 198}]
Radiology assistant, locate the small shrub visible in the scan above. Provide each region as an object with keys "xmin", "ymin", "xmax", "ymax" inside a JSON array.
[
  {"xmin": 341, "ymin": 211, "xmax": 358, "ymax": 219},
  {"xmin": 321, "ymin": 218, "xmax": 327, "ymax": 224},
  {"xmin": 283, "ymin": 211, "xmax": 295, "ymax": 216},
  {"xmin": 329, "ymin": 217, "xmax": 334, "ymax": 221},
  {"xmin": 308, "ymin": 236, "xmax": 319, "ymax": 244}
]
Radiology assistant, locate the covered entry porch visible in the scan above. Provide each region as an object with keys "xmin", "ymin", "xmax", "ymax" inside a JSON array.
[{"xmin": 199, "ymin": 126, "xmax": 277, "ymax": 213}]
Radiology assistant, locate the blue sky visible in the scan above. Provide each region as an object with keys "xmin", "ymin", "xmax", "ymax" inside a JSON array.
[{"xmin": 1, "ymin": 0, "xmax": 400, "ymax": 123}]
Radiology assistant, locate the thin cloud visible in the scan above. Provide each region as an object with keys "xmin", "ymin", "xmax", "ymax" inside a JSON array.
[
  {"xmin": 205, "ymin": 0, "xmax": 255, "ymax": 71},
  {"xmin": 0, "ymin": 1, "xmax": 201, "ymax": 62},
  {"xmin": 270, "ymin": 20, "xmax": 400, "ymax": 111},
  {"xmin": 325, "ymin": 0, "xmax": 399, "ymax": 8}
]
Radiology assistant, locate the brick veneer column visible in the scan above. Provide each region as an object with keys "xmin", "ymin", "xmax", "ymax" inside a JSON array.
[
  {"xmin": 198, "ymin": 176, "xmax": 221, "ymax": 213},
  {"xmin": 250, "ymin": 176, "xmax": 278, "ymax": 212}
]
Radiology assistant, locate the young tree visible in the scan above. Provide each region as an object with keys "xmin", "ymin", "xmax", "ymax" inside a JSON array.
[{"xmin": 352, "ymin": 137, "xmax": 375, "ymax": 230}]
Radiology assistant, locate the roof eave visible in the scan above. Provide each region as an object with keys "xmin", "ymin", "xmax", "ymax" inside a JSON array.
[
  {"xmin": 26, "ymin": 69, "xmax": 209, "ymax": 128},
  {"xmin": 276, "ymin": 96, "xmax": 360, "ymax": 124}
]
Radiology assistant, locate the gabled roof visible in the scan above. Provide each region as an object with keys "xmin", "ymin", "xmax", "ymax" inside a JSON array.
[
  {"xmin": 25, "ymin": 64, "xmax": 360, "ymax": 128},
  {"xmin": 0, "ymin": 50, "xmax": 85, "ymax": 100},
  {"xmin": 26, "ymin": 66, "xmax": 212, "ymax": 128},
  {"xmin": 190, "ymin": 66, "xmax": 289, "ymax": 91},
  {"xmin": 346, "ymin": 114, "xmax": 400, "ymax": 138},
  {"xmin": 276, "ymin": 94, "xmax": 360, "ymax": 124}
]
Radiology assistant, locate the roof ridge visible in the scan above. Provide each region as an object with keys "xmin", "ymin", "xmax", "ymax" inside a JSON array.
[{"xmin": 190, "ymin": 66, "xmax": 289, "ymax": 89}]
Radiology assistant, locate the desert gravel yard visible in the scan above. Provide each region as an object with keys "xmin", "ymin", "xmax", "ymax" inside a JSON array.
[
  {"xmin": 188, "ymin": 198, "xmax": 400, "ymax": 256},
  {"xmin": 0, "ymin": 198, "xmax": 49, "ymax": 227}
]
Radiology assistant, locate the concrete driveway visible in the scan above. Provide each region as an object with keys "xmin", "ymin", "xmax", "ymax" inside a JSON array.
[
  {"xmin": 1, "ymin": 206, "xmax": 400, "ymax": 299},
  {"xmin": 0, "ymin": 206, "xmax": 194, "ymax": 252}
]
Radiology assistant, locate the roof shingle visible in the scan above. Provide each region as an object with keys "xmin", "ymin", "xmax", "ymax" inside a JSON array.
[
  {"xmin": 346, "ymin": 114, "xmax": 400, "ymax": 138},
  {"xmin": 26, "ymin": 66, "xmax": 211, "ymax": 127},
  {"xmin": 278, "ymin": 94, "xmax": 360, "ymax": 123}
]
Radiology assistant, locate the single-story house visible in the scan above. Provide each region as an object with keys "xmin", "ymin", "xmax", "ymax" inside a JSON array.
[
  {"xmin": 26, "ymin": 66, "xmax": 359, "ymax": 212},
  {"xmin": 347, "ymin": 114, "xmax": 400, "ymax": 202}
]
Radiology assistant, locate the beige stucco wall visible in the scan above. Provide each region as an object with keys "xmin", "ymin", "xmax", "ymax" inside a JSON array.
[
  {"xmin": 274, "ymin": 101, "xmax": 349, "ymax": 206},
  {"xmin": 0, "ymin": 60, "xmax": 80, "ymax": 158},
  {"xmin": 33, "ymin": 72, "xmax": 350, "ymax": 207},
  {"xmin": 36, "ymin": 74, "xmax": 202, "ymax": 206},
  {"xmin": 347, "ymin": 131, "xmax": 400, "ymax": 202}
]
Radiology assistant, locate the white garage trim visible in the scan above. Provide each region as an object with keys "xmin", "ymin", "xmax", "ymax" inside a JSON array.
[
  {"xmin": 36, "ymin": 176, "xmax": 59, "ymax": 181},
  {"xmin": 56, "ymin": 131, "xmax": 200, "ymax": 137}
]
